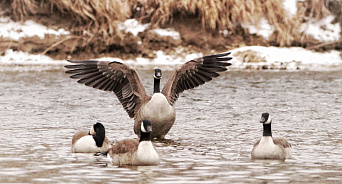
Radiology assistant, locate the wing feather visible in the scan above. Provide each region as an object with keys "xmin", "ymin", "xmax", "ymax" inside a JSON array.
[
  {"xmin": 161, "ymin": 52, "xmax": 232, "ymax": 105},
  {"xmin": 65, "ymin": 60, "xmax": 149, "ymax": 118},
  {"xmin": 109, "ymin": 139, "xmax": 139, "ymax": 154}
]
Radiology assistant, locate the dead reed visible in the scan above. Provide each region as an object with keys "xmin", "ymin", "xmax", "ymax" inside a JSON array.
[{"xmin": 5, "ymin": 0, "xmax": 341, "ymax": 49}]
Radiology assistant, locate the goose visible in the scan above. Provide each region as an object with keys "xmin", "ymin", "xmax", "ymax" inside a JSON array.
[
  {"xmin": 65, "ymin": 52, "xmax": 232, "ymax": 139},
  {"xmin": 106, "ymin": 119, "xmax": 160, "ymax": 166},
  {"xmin": 251, "ymin": 113, "xmax": 292, "ymax": 160},
  {"xmin": 71, "ymin": 122, "xmax": 111, "ymax": 153}
]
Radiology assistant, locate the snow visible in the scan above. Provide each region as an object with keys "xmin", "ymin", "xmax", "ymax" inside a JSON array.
[
  {"xmin": 0, "ymin": 17, "xmax": 69, "ymax": 40},
  {"xmin": 86, "ymin": 49, "xmax": 201, "ymax": 69},
  {"xmin": 1, "ymin": 46, "xmax": 341, "ymax": 71},
  {"xmin": 0, "ymin": 49, "xmax": 67, "ymax": 65},
  {"xmin": 150, "ymin": 28, "xmax": 181, "ymax": 40},
  {"xmin": 282, "ymin": 0, "xmax": 298, "ymax": 15},
  {"xmin": 117, "ymin": 19, "xmax": 150, "ymax": 37},
  {"xmin": 242, "ymin": 0, "xmax": 341, "ymax": 42},
  {"xmin": 0, "ymin": 50, "xmax": 68, "ymax": 71},
  {"xmin": 118, "ymin": 19, "xmax": 180, "ymax": 40},
  {"xmin": 301, "ymin": 16, "xmax": 341, "ymax": 42},
  {"xmin": 230, "ymin": 46, "xmax": 342, "ymax": 70},
  {"xmin": 241, "ymin": 0, "xmax": 299, "ymax": 40},
  {"xmin": 242, "ymin": 18, "xmax": 274, "ymax": 40}
]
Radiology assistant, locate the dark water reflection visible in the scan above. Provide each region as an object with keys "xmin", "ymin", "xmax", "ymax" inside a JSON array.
[{"xmin": 1, "ymin": 69, "xmax": 342, "ymax": 183}]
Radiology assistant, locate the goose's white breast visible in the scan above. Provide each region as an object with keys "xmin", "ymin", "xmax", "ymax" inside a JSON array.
[
  {"xmin": 142, "ymin": 93, "xmax": 175, "ymax": 120},
  {"xmin": 252, "ymin": 137, "xmax": 284, "ymax": 159},
  {"xmin": 72, "ymin": 136, "xmax": 99, "ymax": 153},
  {"xmin": 137, "ymin": 141, "xmax": 160, "ymax": 165}
]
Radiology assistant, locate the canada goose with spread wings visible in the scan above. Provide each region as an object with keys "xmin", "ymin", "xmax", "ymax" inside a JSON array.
[{"xmin": 65, "ymin": 52, "xmax": 232, "ymax": 139}]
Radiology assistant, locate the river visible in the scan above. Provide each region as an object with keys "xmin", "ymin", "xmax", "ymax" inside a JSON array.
[{"xmin": 1, "ymin": 69, "xmax": 341, "ymax": 183}]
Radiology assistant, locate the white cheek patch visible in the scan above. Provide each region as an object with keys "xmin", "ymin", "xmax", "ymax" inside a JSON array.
[
  {"xmin": 90, "ymin": 126, "xmax": 95, "ymax": 135},
  {"xmin": 265, "ymin": 115, "xmax": 272, "ymax": 124},
  {"xmin": 141, "ymin": 123, "xmax": 147, "ymax": 133}
]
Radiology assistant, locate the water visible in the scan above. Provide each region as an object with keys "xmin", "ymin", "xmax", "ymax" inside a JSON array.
[{"xmin": 1, "ymin": 69, "xmax": 342, "ymax": 183}]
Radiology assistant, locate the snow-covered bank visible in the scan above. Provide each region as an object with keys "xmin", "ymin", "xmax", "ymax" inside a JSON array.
[
  {"xmin": 1, "ymin": 46, "xmax": 342, "ymax": 71},
  {"xmin": 1, "ymin": 9, "xmax": 342, "ymax": 71},
  {"xmin": 0, "ymin": 17, "xmax": 69, "ymax": 40},
  {"xmin": 231, "ymin": 46, "xmax": 342, "ymax": 70},
  {"xmin": 0, "ymin": 49, "xmax": 68, "ymax": 71}
]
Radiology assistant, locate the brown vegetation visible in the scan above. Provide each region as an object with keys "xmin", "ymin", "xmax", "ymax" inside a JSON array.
[{"xmin": 1, "ymin": 0, "xmax": 342, "ymax": 60}]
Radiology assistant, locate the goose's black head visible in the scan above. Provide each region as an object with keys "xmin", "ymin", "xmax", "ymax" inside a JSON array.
[
  {"xmin": 141, "ymin": 120, "xmax": 152, "ymax": 133},
  {"xmin": 90, "ymin": 122, "xmax": 106, "ymax": 147},
  {"xmin": 153, "ymin": 69, "xmax": 162, "ymax": 93},
  {"xmin": 140, "ymin": 120, "xmax": 152, "ymax": 142},
  {"xmin": 154, "ymin": 69, "xmax": 162, "ymax": 79},
  {"xmin": 89, "ymin": 122, "xmax": 105, "ymax": 134},
  {"xmin": 260, "ymin": 112, "xmax": 271, "ymax": 124}
]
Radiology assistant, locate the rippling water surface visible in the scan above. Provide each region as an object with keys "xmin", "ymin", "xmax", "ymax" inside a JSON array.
[{"xmin": 1, "ymin": 69, "xmax": 342, "ymax": 183}]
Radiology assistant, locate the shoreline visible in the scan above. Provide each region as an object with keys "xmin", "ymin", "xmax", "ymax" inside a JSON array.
[{"xmin": 1, "ymin": 46, "xmax": 342, "ymax": 72}]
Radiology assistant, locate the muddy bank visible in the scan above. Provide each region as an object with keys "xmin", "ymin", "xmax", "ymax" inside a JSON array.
[{"xmin": 1, "ymin": 0, "xmax": 342, "ymax": 61}]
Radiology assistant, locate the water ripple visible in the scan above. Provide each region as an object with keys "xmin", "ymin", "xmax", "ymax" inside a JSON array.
[{"xmin": 1, "ymin": 70, "xmax": 342, "ymax": 183}]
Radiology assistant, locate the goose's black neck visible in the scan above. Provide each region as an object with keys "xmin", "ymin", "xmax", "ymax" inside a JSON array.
[
  {"xmin": 263, "ymin": 123, "xmax": 272, "ymax": 137},
  {"xmin": 140, "ymin": 132, "xmax": 151, "ymax": 142},
  {"xmin": 153, "ymin": 78, "xmax": 161, "ymax": 93},
  {"xmin": 93, "ymin": 128, "xmax": 105, "ymax": 147}
]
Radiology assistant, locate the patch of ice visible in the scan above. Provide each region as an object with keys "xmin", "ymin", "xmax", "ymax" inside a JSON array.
[
  {"xmin": 0, "ymin": 17, "xmax": 69, "ymax": 40},
  {"xmin": 301, "ymin": 16, "xmax": 341, "ymax": 42}
]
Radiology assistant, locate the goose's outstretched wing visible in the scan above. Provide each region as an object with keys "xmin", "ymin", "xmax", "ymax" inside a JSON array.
[
  {"xmin": 161, "ymin": 52, "xmax": 232, "ymax": 105},
  {"xmin": 65, "ymin": 60, "xmax": 149, "ymax": 118}
]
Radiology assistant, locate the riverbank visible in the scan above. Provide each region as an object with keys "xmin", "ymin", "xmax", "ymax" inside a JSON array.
[
  {"xmin": 2, "ymin": 46, "xmax": 342, "ymax": 72},
  {"xmin": 1, "ymin": 0, "xmax": 342, "ymax": 71}
]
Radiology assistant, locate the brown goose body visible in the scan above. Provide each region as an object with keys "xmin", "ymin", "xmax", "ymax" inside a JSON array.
[
  {"xmin": 107, "ymin": 120, "xmax": 160, "ymax": 166},
  {"xmin": 65, "ymin": 52, "xmax": 232, "ymax": 139}
]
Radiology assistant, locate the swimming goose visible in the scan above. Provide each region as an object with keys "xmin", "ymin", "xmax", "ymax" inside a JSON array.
[
  {"xmin": 71, "ymin": 122, "xmax": 111, "ymax": 153},
  {"xmin": 65, "ymin": 52, "xmax": 232, "ymax": 139},
  {"xmin": 106, "ymin": 119, "xmax": 160, "ymax": 166},
  {"xmin": 251, "ymin": 113, "xmax": 292, "ymax": 160}
]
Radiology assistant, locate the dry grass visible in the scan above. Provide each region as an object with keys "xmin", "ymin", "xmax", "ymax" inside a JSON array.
[
  {"xmin": 8, "ymin": 0, "xmax": 131, "ymax": 43},
  {"xmin": 5, "ymin": 0, "xmax": 341, "ymax": 50},
  {"xmin": 10, "ymin": 0, "xmax": 37, "ymax": 22},
  {"xmin": 139, "ymin": 0, "xmax": 339, "ymax": 46},
  {"xmin": 139, "ymin": 0, "xmax": 300, "ymax": 46},
  {"xmin": 299, "ymin": 0, "xmax": 330, "ymax": 20}
]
